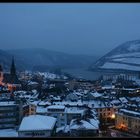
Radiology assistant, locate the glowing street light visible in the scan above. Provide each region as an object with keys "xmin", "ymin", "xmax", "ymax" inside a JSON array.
[{"xmin": 111, "ymin": 114, "xmax": 115, "ymax": 119}]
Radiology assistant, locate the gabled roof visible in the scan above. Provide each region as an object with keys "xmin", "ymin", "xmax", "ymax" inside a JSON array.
[
  {"xmin": 70, "ymin": 119, "xmax": 99, "ymax": 130},
  {"xmin": 90, "ymin": 92, "xmax": 102, "ymax": 98},
  {"xmin": 119, "ymin": 97, "xmax": 128, "ymax": 103}
]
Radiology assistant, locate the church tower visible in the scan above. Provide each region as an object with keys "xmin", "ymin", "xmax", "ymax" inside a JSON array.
[
  {"xmin": 10, "ymin": 56, "xmax": 16, "ymax": 76},
  {"xmin": 0, "ymin": 64, "xmax": 3, "ymax": 83}
]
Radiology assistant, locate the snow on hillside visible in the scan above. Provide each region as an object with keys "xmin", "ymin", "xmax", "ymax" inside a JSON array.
[
  {"xmin": 93, "ymin": 40, "xmax": 140, "ymax": 71},
  {"xmin": 108, "ymin": 52, "xmax": 140, "ymax": 59},
  {"xmin": 112, "ymin": 57, "xmax": 140, "ymax": 65},
  {"xmin": 127, "ymin": 44, "xmax": 140, "ymax": 51},
  {"xmin": 100, "ymin": 62, "xmax": 140, "ymax": 71}
]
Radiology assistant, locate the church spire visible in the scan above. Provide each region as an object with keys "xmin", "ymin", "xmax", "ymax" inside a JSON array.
[
  {"xmin": 0, "ymin": 64, "xmax": 3, "ymax": 72},
  {"xmin": 0, "ymin": 64, "xmax": 3, "ymax": 83},
  {"xmin": 10, "ymin": 56, "xmax": 16, "ymax": 76}
]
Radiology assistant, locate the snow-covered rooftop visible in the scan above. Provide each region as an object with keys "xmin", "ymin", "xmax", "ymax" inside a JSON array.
[
  {"xmin": 36, "ymin": 106, "xmax": 47, "ymax": 114},
  {"xmin": 30, "ymin": 101, "xmax": 40, "ymax": 106},
  {"xmin": 19, "ymin": 115, "xmax": 56, "ymax": 131},
  {"xmin": 53, "ymin": 101, "xmax": 83, "ymax": 106},
  {"xmin": 66, "ymin": 107, "xmax": 85, "ymax": 115},
  {"xmin": 70, "ymin": 119, "xmax": 99, "ymax": 130},
  {"xmin": 90, "ymin": 92, "xmax": 102, "ymax": 98},
  {"xmin": 74, "ymin": 92, "xmax": 83, "ymax": 96},
  {"xmin": 53, "ymin": 96, "xmax": 61, "ymax": 100},
  {"xmin": 102, "ymin": 85, "xmax": 114, "ymax": 89},
  {"xmin": 28, "ymin": 81, "xmax": 38, "ymax": 85},
  {"xmin": 122, "ymin": 88, "xmax": 136, "ymax": 91},
  {"xmin": 47, "ymin": 105, "xmax": 65, "ymax": 110},
  {"xmin": 38, "ymin": 72, "xmax": 60, "ymax": 80},
  {"xmin": 88, "ymin": 119, "xmax": 99, "ymax": 129},
  {"xmin": 38, "ymin": 101, "xmax": 51, "ymax": 106},
  {"xmin": 119, "ymin": 97, "xmax": 128, "ymax": 103},
  {"xmin": 14, "ymin": 90, "xmax": 27, "ymax": 94},
  {"xmin": 88, "ymin": 100, "xmax": 111, "ymax": 108},
  {"xmin": 53, "ymin": 100, "xmax": 112, "ymax": 108},
  {"xmin": 111, "ymin": 99, "xmax": 121, "ymax": 105},
  {"xmin": 118, "ymin": 109, "xmax": 140, "ymax": 118}
]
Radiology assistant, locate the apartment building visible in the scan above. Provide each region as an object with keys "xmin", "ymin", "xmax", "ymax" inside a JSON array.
[
  {"xmin": 0, "ymin": 100, "xmax": 23, "ymax": 129},
  {"xmin": 45, "ymin": 105, "xmax": 86, "ymax": 127},
  {"xmin": 46, "ymin": 105, "xmax": 67, "ymax": 127},
  {"xmin": 115, "ymin": 109, "xmax": 140, "ymax": 135}
]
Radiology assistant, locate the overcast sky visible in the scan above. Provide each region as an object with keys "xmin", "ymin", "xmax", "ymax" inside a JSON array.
[{"xmin": 0, "ymin": 3, "xmax": 140, "ymax": 56}]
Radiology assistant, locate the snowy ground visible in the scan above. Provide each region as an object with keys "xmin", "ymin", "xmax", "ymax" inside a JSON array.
[{"xmin": 0, "ymin": 129, "xmax": 18, "ymax": 137}]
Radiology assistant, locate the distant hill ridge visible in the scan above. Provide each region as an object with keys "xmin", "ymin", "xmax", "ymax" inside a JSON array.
[{"xmin": 0, "ymin": 48, "xmax": 98, "ymax": 71}]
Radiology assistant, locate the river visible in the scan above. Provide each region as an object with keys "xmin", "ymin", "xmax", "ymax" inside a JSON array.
[{"xmin": 62, "ymin": 68, "xmax": 104, "ymax": 80}]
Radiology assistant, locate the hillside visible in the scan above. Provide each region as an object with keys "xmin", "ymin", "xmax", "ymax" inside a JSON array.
[
  {"xmin": 3, "ymin": 48, "xmax": 98, "ymax": 71},
  {"xmin": 91, "ymin": 40, "xmax": 140, "ymax": 72}
]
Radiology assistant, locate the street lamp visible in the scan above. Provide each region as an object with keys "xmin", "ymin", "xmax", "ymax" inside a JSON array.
[{"xmin": 111, "ymin": 114, "xmax": 115, "ymax": 119}]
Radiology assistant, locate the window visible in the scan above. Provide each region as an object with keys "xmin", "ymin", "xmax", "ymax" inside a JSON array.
[
  {"xmin": 60, "ymin": 114, "xmax": 63, "ymax": 116},
  {"xmin": 31, "ymin": 108, "xmax": 35, "ymax": 111},
  {"xmin": 25, "ymin": 133, "xmax": 32, "ymax": 136},
  {"xmin": 128, "ymin": 119, "xmax": 132, "ymax": 127}
]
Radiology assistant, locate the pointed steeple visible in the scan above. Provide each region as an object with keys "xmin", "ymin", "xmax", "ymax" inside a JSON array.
[
  {"xmin": 0, "ymin": 64, "xmax": 3, "ymax": 72},
  {"xmin": 0, "ymin": 64, "xmax": 3, "ymax": 82},
  {"xmin": 10, "ymin": 56, "xmax": 16, "ymax": 76}
]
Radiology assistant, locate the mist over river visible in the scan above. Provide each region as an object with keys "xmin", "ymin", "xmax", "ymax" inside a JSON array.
[{"xmin": 62, "ymin": 68, "xmax": 103, "ymax": 80}]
